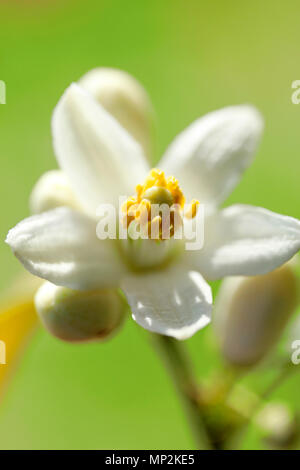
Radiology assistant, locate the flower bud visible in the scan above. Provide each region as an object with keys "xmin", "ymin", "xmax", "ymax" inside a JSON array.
[
  {"xmin": 79, "ymin": 68, "xmax": 154, "ymax": 159},
  {"xmin": 30, "ymin": 170, "xmax": 79, "ymax": 214},
  {"xmin": 214, "ymin": 262, "xmax": 299, "ymax": 367},
  {"xmin": 35, "ymin": 282, "xmax": 126, "ymax": 342},
  {"xmin": 255, "ymin": 403, "xmax": 298, "ymax": 448}
]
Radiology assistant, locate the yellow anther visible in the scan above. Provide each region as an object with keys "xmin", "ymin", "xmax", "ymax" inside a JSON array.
[
  {"xmin": 166, "ymin": 175, "xmax": 185, "ymax": 207},
  {"xmin": 122, "ymin": 168, "xmax": 196, "ymax": 240},
  {"xmin": 185, "ymin": 199, "xmax": 200, "ymax": 219},
  {"xmin": 121, "ymin": 196, "xmax": 137, "ymax": 213},
  {"xmin": 135, "ymin": 184, "xmax": 143, "ymax": 200},
  {"xmin": 135, "ymin": 199, "xmax": 151, "ymax": 221},
  {"xmin": 122, "ymin": 213, "xmax": 135, "ymax": 229},
  {"xmin": 127, "ymin": 203, "xmax": 138, "ymax": 218}
]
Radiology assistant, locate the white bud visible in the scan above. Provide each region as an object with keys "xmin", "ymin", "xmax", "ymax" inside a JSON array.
[
  {"xmin": 214, "ymin": 262, "xmax": 299, "ymax": 366},
  {"xmin": 30, "ymin": 170, "xmax": 80, "ymax": 214},
  {"xmin": 255, "ymin": 402, "xmax": 297, "ymax": 448},
  {"xmin": 35, "ymin": 282, "xmax": 126, "ymax": 342},
  {"xmin": 79, "ymin": 68, "xmax": 154, "ymax": 159}
]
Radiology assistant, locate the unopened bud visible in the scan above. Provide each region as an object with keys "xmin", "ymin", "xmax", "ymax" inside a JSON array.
[
  {"xmin": 35, "ymin": 282, "xmax": 126, "ymax": 342},
  {"xmin": 30, "ymin": 170, "xmax": 80, "ymax": 214},
  {"xmin": 214, "ymin": 262, "xmax": 299, "ymax": 367},
  {"xmin": 255, "ymin": 403, "xmax": 298, "ymax": 448},
  {"xmin": 79, "ymin": 68, "xmax": 154, "ymax": 159}
]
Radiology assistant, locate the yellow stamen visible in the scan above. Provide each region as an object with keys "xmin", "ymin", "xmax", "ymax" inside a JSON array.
[
  {"xmin": 122, "ymin": 168, "xmax": 199, "ymax": 240},
  {"xmin": 185, "ymin": 199, "xmax": 200, "ymax": 219},
  {"xmin": 135, "ymin": 199, "xmax": 152, "ymax": 221},
  {"xmin": 121, "ymin": 196, "xmax": 137, "ymax": 213}
]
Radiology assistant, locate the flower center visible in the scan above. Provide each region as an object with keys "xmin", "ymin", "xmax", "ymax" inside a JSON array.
[{"xmin": 122, "ymin": 168, "xmax": 199, "ymax": 240}]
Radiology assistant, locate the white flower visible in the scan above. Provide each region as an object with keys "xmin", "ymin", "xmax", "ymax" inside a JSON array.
[{"xmin": 6, "ymin": 70, "xmax": 300, "ymax": 340}]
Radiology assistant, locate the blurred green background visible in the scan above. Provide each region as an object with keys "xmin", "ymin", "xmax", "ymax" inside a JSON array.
[{"xmin": 0, "ymin": 0, "xmax": 299, "ymax": 449}]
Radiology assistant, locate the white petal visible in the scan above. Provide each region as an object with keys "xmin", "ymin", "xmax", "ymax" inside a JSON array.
[
  {"xmin": 187, "ymin": 204, "xmax": 300, "ymax": 279},
  {"xmin": 29, "ymin": 170, "xmax": 80, "ymax": 214},
  {"xmin": 79, "ymin": 68, "xmax": 154, "ymax": 160},
  {"xmin": 121, "ymin": 265, "xmax": 212, "ymax": 340},
  {"xmin": 52, "ymin": 83, "xmax": 149, "ymax": 216},
  {"xmin": 160, "ymin": 105, "xmax": 263, "ymax": 205},
  {"xmin": 6, "ymin": 207, "xmax": 126, "ymax": 290}
]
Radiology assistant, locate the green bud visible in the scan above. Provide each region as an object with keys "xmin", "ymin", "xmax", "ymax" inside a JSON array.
[
  {"xmin": 35, "ymin": 282, "xmax": 126, "ymax": 342},
  {"xmin": 214, "ymin": 261, "xmax": 299, "ymax": 367}
]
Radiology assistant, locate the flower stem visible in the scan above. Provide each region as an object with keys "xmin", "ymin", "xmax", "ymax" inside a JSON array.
[
  {"xmin": 151, "ymin": 334, "xmax": 212, "ymax": 449},
  {"xmin": 260, "ymin": 360, "xmax": 295, "ymax": 401},
  {"xmin": 231, "ymin": 360, "xmax": 297, "ymax": 447}
]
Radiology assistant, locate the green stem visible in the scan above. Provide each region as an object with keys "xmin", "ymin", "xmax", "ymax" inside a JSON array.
[
  {"xmin": 151, "ymin": 334, "xmax": 212, "ymax": 450},
  {"xmin": 231, "ymin": 360, "xmax": 297, "ymax": 447},
  {"xmin": 260, "ymin": 361, "xmax": 295, "ymax": 402}
]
